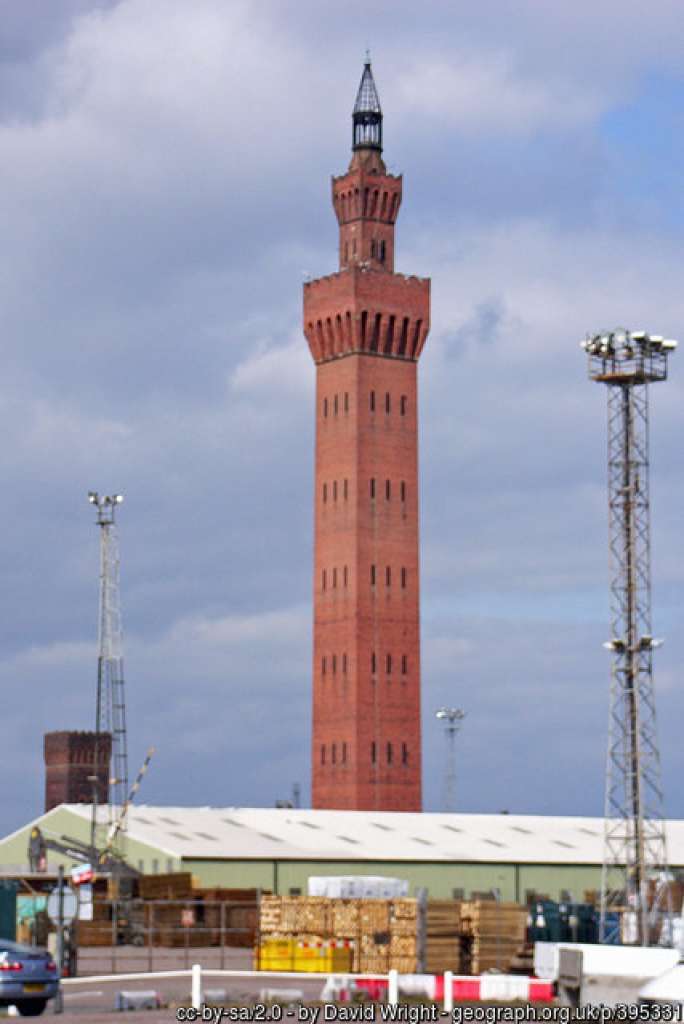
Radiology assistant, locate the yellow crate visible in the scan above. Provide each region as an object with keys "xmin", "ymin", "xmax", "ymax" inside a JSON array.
[
  {"xmin": 294, "ymin": 942, "xmax": 326, "ymax": 973},
  {"xmin": 294, "ymin": 942, "xmax": 353, "ymax": 974},
  {"xmin": 254, "ymin": 938, "xmax": 296, "ymax": 971},
  {"xmin": 261, "ymin": 938, "xmax": 295, "ymax": 955}
]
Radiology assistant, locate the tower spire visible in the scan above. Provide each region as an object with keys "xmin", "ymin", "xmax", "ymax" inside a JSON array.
[{"xmin": 353, "ymin": 58, "xmax": 382, "ymax": 152}]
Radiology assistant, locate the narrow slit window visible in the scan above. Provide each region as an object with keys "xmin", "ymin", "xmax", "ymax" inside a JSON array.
[
  {"xmin": 322, "ymin": 656, "xmax": 327, "ymax": 676},
  {"xmin": 332, "ymin": 654, "xmax": 337, "ymax": 675},
  {"xmin": 370, "ymin": 478, "xmax": 376, "ymax": 499},
  {"xmin": 343, "ymin": 565, "xmax": 348, "ymax": 587},
  {"xmin": 371, "ymin": 652, "xmax": 377, "ymax": 674},
  {"xmin": 402, "ymin": 655, "xmax": 408, "ymax": 675},
  {"xmin": 344, "ymin": 392, "xmax": 349, "ymax": 413},
  {"xmin": 400, "ymin": 395, "xmax": 407, "ymax": 416},
  {"xmin": 386, "ymin": 566, "xmax": 391, "ymax": 586},
  {"xmin": 371, "ymin": 564, "xmax": 376, "ymax": 586},
  {"xmin": 371, "ymin": 741, "xmax": 376, "ymax": 764},
  {"xmin": 333, "ymin": 480, "xmax": 338, "ymax": 501},
  {"xmin": 343, "ymin": 653, "xmax": 348, "ymax": 674},
  {"xmin": 386, "ymin": 653, "xmax": 392, "ymax": 674},
  {"xmin": 322, "ymin": 569, "xmax": 327, "ymax": 591},
  {"xmin": 334, "ymin": 394, "xmax": 339, "ymax": 415},
  {"xmin": 401, "ymin": 568, "xmax": 407, "ymax": 588},
  {"xmin": 385, "ymin": 479, "xmax": 391, "ymax": 500},
  {"xmin": 324, "ymin": 398, "xmax": 329, "ymax": 417},
  {"xmin": 343, "ymin": 479, "xmax": 348, "ymax": 500},
  {"xmin": 342, "ymin": 741, "xmax": 347, "ymax": 763},
  {"xmin": 323, "ymin": 483, "xmax": 327, "ymax": 503},
  {"xmin": 387, "ymin": 742, "xmax": 393, "ymax": 764},
  {"xmin": 332, "ymin": 743, "xmax": 337, "ymax": 764},
  {"xmin": 402, "ymin": 743, "xmax": 408, "ymax": 765},
  {"xmin": 332, "ymin": 568, "xmax": 337, "ymax": 588},
  {"xmin": 401, "ymin": 481, "xmax": 406, "ymax": 502},
  {"xmin": 321, "ymin": 744, "xmax": 326, "ymax": 765},
  {"xmin": 385, "ymin": 392, "xmax": 391, "ymax": 414},
  {"xmin": 370, "ymin": 390, "xmax": 375, "ymax": 412}
]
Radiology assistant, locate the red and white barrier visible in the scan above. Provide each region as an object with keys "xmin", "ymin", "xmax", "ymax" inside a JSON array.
[{"xmin": 356, "ymin": 973, "xmax": 554, "ymax": 1003}]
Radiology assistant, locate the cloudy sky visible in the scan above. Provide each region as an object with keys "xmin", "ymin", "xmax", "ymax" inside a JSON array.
[{"xmin": 2, "ymin": 0, "xmax": 684, "ymax": 835}]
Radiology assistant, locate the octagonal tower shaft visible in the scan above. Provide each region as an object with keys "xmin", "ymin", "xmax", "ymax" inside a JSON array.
[{"xmin": 303, "ymin": 62, "xmax": 430, "ymax": 810}]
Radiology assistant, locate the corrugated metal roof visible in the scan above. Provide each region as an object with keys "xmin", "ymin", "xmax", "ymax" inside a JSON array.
[{"xmin": 59, "ymin": 805, "xmax": 684, "ymax": 865}]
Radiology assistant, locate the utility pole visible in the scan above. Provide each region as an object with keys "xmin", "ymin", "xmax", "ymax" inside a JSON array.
[
  {"xmin": 88, "ymin": 492, "xmax": 128, "ymax": 857},
  {"xmin": 580, "ymin": 328, "xmax": 676, "ymax": 945},
  {"xmin": 435, "ymin": 707, "xmax": 465, "ymax": 813}
]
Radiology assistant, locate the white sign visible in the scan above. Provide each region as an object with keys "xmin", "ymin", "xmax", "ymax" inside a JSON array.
[
  {"xmin": 78, "ymin": 884, "xmax": 93, "ymax": 922},
  {"xmin": 46, "ymin": 885, "xmax": 78, "ymax": 924}
]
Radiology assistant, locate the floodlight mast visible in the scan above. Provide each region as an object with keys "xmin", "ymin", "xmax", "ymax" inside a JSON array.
[
  {"xmin": 580, "ymin": 329, "xmax": 676, "ymax": 945},
  {"xmin": 435, "ymin": 707, "xmax": 466, "ymax": 813},
  {"xmin": 88, "ymin": 492, "xmax": 128, "ymax": 855}
]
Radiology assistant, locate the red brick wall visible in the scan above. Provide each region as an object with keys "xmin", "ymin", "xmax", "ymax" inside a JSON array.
[{"xmin": 44, "ymin": 731, "xmax": 111, "ymax": 812}]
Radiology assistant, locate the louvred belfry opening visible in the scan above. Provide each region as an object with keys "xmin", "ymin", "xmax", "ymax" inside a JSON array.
[{"xmin": 303, "ymin": 60, "xmax": 430, "ymax": 811}]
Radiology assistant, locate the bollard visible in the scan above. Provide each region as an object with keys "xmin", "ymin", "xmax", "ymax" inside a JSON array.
[
  {"xmin": 191, "ymin": 963, "xmax": 202, "ymax": 1010},
  {"xmin": 387, "ymin": 968, "xmax": 399, "ymax": 1007},
  {"xmin": 443, "ymin": 971, "xmax": 453, "ymax": 1013}
]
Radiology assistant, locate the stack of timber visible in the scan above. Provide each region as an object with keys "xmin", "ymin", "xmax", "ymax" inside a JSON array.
[
  {"xmin": 257, "ymin": 895, "xmax": 418, "ymax": 973},
  {"xmin": 460, "ymin": 900, "xmax": 527, "ymax": 974},
  {"xmin": 193, "ymin": 889, "xmax": 258, "ymax": 947},
  {"xmin": 424, "ymin": 900, "xmax": 461, "ymax": 974},
  {"xmin": 77, "ymin": 896, "xmax": 114, "ymax": 947},
  {"xmin": 138, "ymin": 873, "xmax": 194, "ymax": 900},
  {"xmin": 79, "ymin": 874, "xmax": 261, "ymax": 948}
]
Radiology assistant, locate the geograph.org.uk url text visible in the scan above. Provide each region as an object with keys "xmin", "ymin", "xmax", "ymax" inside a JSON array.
[{"xmin": 175, "ymin": 1003, "xmax": 683, "ymax": 1024}]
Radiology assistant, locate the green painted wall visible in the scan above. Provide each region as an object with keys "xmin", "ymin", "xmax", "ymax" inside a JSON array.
[
  {"xmin": 0, "ymin": 808, "xmax": 179, "ymax": 876},
  {"xmin": 177, "ymin": 859, "xmax": 600, "ymax": 902},
  {"xmin": 182, "ymin": 860, "xmax": 275, "ymax": 889},
  {"xmin": 270, "ymin": 861, "xmax": 518, "ymax": 899},
  {"xmin": 517, "ymin": 864, "xmax": 602, "ymax": 902}
]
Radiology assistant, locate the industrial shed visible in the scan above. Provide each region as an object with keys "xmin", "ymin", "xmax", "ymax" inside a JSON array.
[{"xmin": 1, "ymin": 806, "xmax": 684, "ymax": 902}]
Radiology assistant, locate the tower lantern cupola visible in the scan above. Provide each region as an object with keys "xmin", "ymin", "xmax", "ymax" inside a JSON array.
[{"xmin": 352, "ymin": 58, "xmax": 382, "ymax": 152}]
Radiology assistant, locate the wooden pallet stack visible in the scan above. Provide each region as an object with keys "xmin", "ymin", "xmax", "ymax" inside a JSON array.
[
  {"xmin": 460, "ymin": 900, "xmax": 528, "ymax": 974},
  {"xmin": 257, "ymin": 895, "xmax": 418, "ymax": 973},
  {"xmin": 424, "ymin": 900, "xmax": 461, "ymax": 974},
  {"xmin": 388, "ymin": 898, "xmax": 418, "ymax": 974}
]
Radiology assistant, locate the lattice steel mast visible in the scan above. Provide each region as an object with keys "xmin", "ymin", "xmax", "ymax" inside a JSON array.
[
  {"xmin": 435, "ymin": 707, "xmax": 466, "ymax": 813},
  {"xmin": 88, "ymin": 492, "xmax": 128, "ymax": 851},
  {"xmin": 580, "ymin": 329, "xmax": 676, "ymax": 945}
]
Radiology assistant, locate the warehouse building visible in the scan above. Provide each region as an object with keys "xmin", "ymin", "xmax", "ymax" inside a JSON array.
[{"xmin": 2, "ymin": 807, "xmax": 684, "ymax": 902}]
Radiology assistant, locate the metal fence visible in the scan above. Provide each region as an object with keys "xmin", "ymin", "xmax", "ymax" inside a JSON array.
[{"xmin": 75, "ymin": 898, "xmax": 255, "ymax": 975}]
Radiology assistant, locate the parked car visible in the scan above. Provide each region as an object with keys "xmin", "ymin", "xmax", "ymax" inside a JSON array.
[{"xmin": 0, "ymin": 940, "xmax": 59, "ymax": 1017}]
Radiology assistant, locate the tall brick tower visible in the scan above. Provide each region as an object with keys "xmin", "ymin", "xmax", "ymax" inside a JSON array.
[
  {"xmin": 304, "ymin": 60, "xmax": 430, "ymax": 811},
  {"xmin": 44, "ymin": 730, "xmax": 111, "ymax": 812}
]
